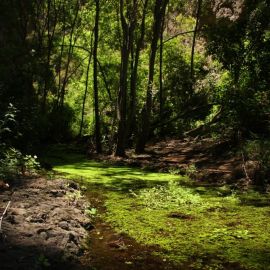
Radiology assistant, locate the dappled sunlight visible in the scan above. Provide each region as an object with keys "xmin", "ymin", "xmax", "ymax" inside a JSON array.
[
  {"xmin": 51, "ymin": 155, "xmax": 181, "ymax": 191},
  {"xmin": 47, "ymin": 151, "xmax": 270, "ymax": 269}
]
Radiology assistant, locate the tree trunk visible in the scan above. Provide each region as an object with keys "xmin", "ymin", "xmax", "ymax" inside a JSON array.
[
  {"xmin": 136, "ymin": 0, "xmax": 168, "ymax": 153},
  {"xmin": 43, "ymin": 0, "xmax": 59, "ymax": 112},
  {"xmin": 115, "ymin": 0, "xmax": 137, "ymax": 157},
  {"xmin": 190, "ymin": 0, "xmax": 202, "ymax": 91},
  {"xmin": 126, "ymin": 0, "xmax": 148, "ymax": 145},
  {"xmin": 59, "ymin": 0, "xmax": 79, "ymax": 110},
  {"xmin": 93, "ymin": 0, "xmax": 102, "ymax": 153},
  {"xmin": 79, "ymin": 32, "xmax": 94, "ymax": 137},
  {"xmin": 159, "ymin": 14, "xmax": 165, "ymax": 136}
]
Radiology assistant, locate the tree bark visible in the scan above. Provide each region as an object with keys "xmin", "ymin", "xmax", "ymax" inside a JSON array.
[
  {"xmin": 190, "ymin": 0, "xmax": 202, "ymax": 91},
  {"xmin": 159, "ymin": 13, "xmax": 165, "ymax": 136},
  {"xmin": 126, "ymin": 0, "xmax": 148, "ymax": 145},
  {"xmin": 93, "ymin": 0, "xmax": 102, "ymax": 153},
  {"xmin": 59, "ymin": 0, "xmax": 79, "ymax": 110},
  {"xmin": 136, "ymin": 0, "xmax": 169, "ymax": 153},
  {"xmin": 115, "ymin": 0, "xmax": 137, "ymax": 157},
  {"xmin": 79, "ymin": 32, "xmax": 94, "ymax": 137}
]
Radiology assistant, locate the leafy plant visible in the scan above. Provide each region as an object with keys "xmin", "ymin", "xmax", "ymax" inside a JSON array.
[
  {"xmin": 185, "ymin": 164, "xmax": 198, "ymax": 178},
  {"xmin": 66, "ymin": 189, "xmax": 83, "ymax": 204},
  {"xmin": 35, "ymin": 254, "xmax": 50, "ymax": 269},
  {"xmin": 139, "ymin": 181, "xmax": 207, "ymax": 210},
  {"xmin": 0, "ymin": 148, "xmax": 40, "ymax": 179},
  {"xmin": 85, "ymin": 207, "xmax": 97, "ymax": 217},
  {"xmin": 0, "ymin": 103, "xmax": 19, "ymax": 155}
]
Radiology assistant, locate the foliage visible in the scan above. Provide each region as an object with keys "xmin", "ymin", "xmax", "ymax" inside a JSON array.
[
  {"xmin": 0, "ymin": 148, "xmax": 40, "ymax": 179},
  {"xmin": 85, "ymin": 207, "xmax": 97, "ymax": 218},
  {"xmin": 243, "ymin": 139, "xmax": 270, "ymax": 188},
  {"xmin": 204, "ymin": 0, "xmax": 270, "ymax": 138},
  {"xmin": 138, "ymin": 180, "xmax": 206, "ymax": 209},
  {"xmin": 0, "ymin": 103, "xmax": 19, "ymax": 154}
]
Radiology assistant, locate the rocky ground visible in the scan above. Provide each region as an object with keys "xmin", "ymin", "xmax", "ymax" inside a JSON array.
[{"xmin": 0, "ymin": 177, "xmax": 93, "ymax": 270}]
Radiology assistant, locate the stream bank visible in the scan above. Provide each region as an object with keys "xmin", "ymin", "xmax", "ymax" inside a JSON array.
[{"xmin": 0, "ymin": 177, "xmax": 92, "ymax": 270}]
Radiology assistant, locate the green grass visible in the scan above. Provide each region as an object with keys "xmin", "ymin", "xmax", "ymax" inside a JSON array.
[
  {"xmin": 44, "ymin": 145, "xmax": 180, "ymax": 191},
  {"xmin": 45, "ymin": 145, "xmax": 270, "ymax": 270}
]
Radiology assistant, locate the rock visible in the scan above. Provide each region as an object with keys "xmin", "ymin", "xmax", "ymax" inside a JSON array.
[
  {"xmin": 0, "ymin": 177, "xmax": 91, "ymax": 270},
  {"xmin": 39, "ymin": 231, "xmax": 49, "ymax": 240},
  {"xmin": 70, "ymin": 220, "xmax": 80, "ymax": 228},
  {"xmin": 0, "ymin": 180, "xmax": 9, "ymax": 190},
  {"xmin": 50, "ymin": 190, "xmax": 66, "ymax": 197},
  {"xmin": 68, "ymin": 182, "xmax": 79, "ymax": 190},
  {"xmin": 26, "ymin": 214, "xmax": 46, "ymax": 223},
  {"xmin": 81, "ymin": 222, "xmax": 94, "ymax": 231},
  {"xmin": 68, "ymin": 232, "xmax": 78, "ymax": 245},
  {"xmin": 59, "ymin": 221, "xmax": 69, "ymax": 230},
  {"xmin": 11, "ymin": 208, "xmax": 27, "ymax": 216},
  {"xmin": 6, "ymin": 215, "xmax": 18, "ymax": 224},
  {"xmin": 22, "ymin": 232, "xmax": 33, "ymax": 237}
]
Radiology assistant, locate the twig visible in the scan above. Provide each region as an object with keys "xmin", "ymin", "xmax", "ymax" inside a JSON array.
[{"xmin": 0, "ymin": 200, "xmax": 11, "ymax": 233}]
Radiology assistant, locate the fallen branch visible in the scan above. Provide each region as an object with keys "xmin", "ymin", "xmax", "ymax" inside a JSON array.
[{"xmin": 0, "ymin": 200, "xmax": 11, "ymax": 234}]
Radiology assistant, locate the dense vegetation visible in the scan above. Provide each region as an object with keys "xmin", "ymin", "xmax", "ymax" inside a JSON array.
[
  {"xmin": 0, "ymin": 0, "xmax": 270, "ymax": 269},
  {"xmin": 0, "ymin": 0, "xmax": 269, "ymax": 154}
]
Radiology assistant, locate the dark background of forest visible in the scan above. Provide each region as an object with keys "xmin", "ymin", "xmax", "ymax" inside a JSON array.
[{"xmin": 0, "ymin": 0, "xmax": 270, "ymax": 187}]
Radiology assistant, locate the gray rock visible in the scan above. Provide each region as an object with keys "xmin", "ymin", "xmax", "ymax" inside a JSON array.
[{"xmin": 59, "ymin": 221, "xmax": 69, "ymax": 230}]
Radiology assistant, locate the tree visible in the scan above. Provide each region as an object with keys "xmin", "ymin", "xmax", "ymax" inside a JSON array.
[
  {"xmin": 115, "ymin": 0, "xmax": 138, "ymax": 156},
  {"xmin": 93, "ymin": 0, "xmax": 102, "ymax": 153},
  {"xmin": 136, "ymin": 0, "xmax": 169, "ymax": 153}
]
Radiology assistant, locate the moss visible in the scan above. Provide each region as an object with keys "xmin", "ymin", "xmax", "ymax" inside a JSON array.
[
  {"xmin": 46, "ymin": 147, "xmax": 270, "ymax": 269},
  {"xmin": 105, "ymin": 188, "xmax": 270, "ymax": 269}
]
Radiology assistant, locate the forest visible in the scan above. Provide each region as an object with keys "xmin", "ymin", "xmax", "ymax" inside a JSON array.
[{"xmin": 0, "ymin": 0, "xmax": 270, "ymax": 269}]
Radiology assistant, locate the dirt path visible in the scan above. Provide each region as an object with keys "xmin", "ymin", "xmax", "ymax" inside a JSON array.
[{"xmin": 99, "ymin": 138, "xmax": 243, "ymax": 184}]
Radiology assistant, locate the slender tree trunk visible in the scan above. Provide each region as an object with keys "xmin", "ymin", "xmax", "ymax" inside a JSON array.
[
  {"xmin": 190, "ymin": 0, "xmax": 202, "ymax": 91},
  {"xmin": 159, "ymin": 14, "xmax": 165, "ymax": 136},
  {"xmin": 136, "ymin": 0, "xmax": 168, "ymax": 153},
  {"xmin": 93, "ymin": 0, "xmax": 102, "ymax": 153},
  {"xmin": 56, "ymin": 0, "xmax": 66, "ymax": 106},
  {"xmin": 42, "ymin": 0, "xmax": 51, "ymax": 112},
  {"xmin": 97, "ymin": 59, "xmax": 112, "ymax": 102},
  {"xmin": 43, "ymin": 0, "xmax": 59, "ymax": 112},
  {"xmin": 115, "ymin": 0, "xmax": 135, "ymax": 157},
  {"xmin": 126, "ymin": 0, "xmax": 148, "ymax": 145},
  {"xmin": 59, "ymin": 0, "xmax": 79, "ymax": 110},
  {"xmin": 79, "ymin": 33, "xmax": 94, "ymax": 137}
]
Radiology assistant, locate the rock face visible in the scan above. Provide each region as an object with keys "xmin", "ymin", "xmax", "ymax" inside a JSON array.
[
  {"xmin": 0, "ymin": 178, "xmax": 92, "ymax": 270},
  {"xmin": 212, "ymin": 0, "xmax": 244, "ymax": 21},
  {"xmin": 201, "ymin": 0, "xmax": 244, "ymax": 26}
]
